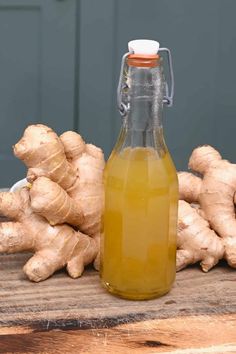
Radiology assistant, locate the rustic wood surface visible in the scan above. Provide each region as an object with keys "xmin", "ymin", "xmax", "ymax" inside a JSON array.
[{"xmin": 0, "ymin": 253, "xmax": 236, "ymax": 353}]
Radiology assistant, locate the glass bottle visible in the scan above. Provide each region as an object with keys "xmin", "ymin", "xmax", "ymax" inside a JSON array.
[{"xmin": 100, "ymin": 39, "xmax": 178, "ymax": 300}]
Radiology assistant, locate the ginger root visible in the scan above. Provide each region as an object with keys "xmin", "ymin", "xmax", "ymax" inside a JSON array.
[
  {"xmin": 0, "ymin": 124, "xmax": 105, "ymax": 281},
  {"xmin": 178, "ymin": 145, "xmax": 236, "ymax": 270},
  {"xmin": 3, "ymin": 128, "xmax": 235, "ymax": 278},
  {"xmin": 177, "ymin": 200, "xmax": 224, "ymax": 272}
]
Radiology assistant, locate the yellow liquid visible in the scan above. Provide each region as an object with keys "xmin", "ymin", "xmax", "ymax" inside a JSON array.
[{"xmin": 101, "ymin": 147, "xmax": 178, "ymax": 300}]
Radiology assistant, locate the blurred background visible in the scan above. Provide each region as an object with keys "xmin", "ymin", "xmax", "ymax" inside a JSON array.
[{"xmin": 0, "ymin": 0, "xmax": 236, "ymax": 186}]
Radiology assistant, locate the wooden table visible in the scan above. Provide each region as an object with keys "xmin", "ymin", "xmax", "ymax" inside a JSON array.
[{"xmin": 0, "ymin": 254, "xmax": 235, "ymax": 354}]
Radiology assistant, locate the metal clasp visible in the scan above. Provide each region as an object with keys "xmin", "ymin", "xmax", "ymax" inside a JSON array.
[
  {"xmin": 159, "ymin": 47, "xmax": 174, "ymax": 107},
  {"xmin": 117, "ymin": 52, "xmax": 130, "ymax": 117},
  {"xmin": 117, "ymin": 47, "xmax": 174, "ymax": 116}
]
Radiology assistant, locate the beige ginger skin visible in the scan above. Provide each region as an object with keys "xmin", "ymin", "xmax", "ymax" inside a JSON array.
[
  {"xmin": 1, "ymin": 129, "xmax": 235, "ymax": 278},
  {"xmin": 0, "ymin": 124, "xmax": 105, "ymax": 281},
  {"xmin": 178, "ymin": 145, "xmax": 236, "ymax": 270},
  {"xmin": 177, "ymin": 200, "xmax": 224, "ymax": 272}
]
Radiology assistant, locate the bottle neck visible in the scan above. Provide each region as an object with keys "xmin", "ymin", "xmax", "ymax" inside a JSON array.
[
  {"xmin": 113, "ymin": 56, "xmax": 167, "ymax": 156},
  {"xmin": 123, "ymin": 62, "xmax": 164, "ymax": 132},
  {"xmin": 113, "ymin": 57, "xmax": 167, "ymax": 155}
]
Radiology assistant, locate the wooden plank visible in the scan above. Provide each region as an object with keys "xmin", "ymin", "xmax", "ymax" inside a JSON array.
[
  {"xmin": 0, "ymin": 314, "xmax": 235, "ymax": 353},
  {"xmin": 0, "ymin": 253, "xmax": 235, "ymax": 352},
  {"xmin": 0, "ymin": 254, "xmax": 235, "ymax": 332}
]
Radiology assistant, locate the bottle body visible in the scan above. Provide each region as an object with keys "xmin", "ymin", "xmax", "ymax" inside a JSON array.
[{"xmin": 100, "ymin": 52, "xmax": 178, "ymax": 300}]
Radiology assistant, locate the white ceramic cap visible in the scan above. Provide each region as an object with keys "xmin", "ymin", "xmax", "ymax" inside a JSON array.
[{"xmin": 128, "ymin": 39, "xmax": 160, "ymax": 55}]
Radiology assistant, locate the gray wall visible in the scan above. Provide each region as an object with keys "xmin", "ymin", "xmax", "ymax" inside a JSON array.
[
  {"xmin": 0, "ymin": 0, "xmax": 76, "ymax": 186},
  {"xmin": 0, "ymin": 0, "xmax": 236, "ymax": 186},
  {"xmin": 79, "ymin": 0, "xmax": 236, "ymax": 169}
]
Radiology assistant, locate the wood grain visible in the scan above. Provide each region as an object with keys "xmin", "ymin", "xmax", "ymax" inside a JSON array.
[
  {"xmin": 0, "ymin": 253, "xmax": 235, "ymax": 353},
  {"xmin": 0, "ymin": 314, "xmax": 235, "ymax": 353}
]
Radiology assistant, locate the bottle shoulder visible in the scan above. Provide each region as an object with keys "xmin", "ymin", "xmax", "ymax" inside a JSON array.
[{"xmin": 105, "ymin": 147, "xmax": 178, "ymax": 188}]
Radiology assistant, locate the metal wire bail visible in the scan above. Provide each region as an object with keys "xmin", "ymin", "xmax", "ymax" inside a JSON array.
[
  {"xmin": 117, "ymin": 46, "xmax": 175, "ymax": 117},
  {"xmin": 159, "ymin": 47, "xmax": 174, "ymax": 107},
  {"xmin": 117, "ymin": 52, "xmax": 130, "ymax": 116}
]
